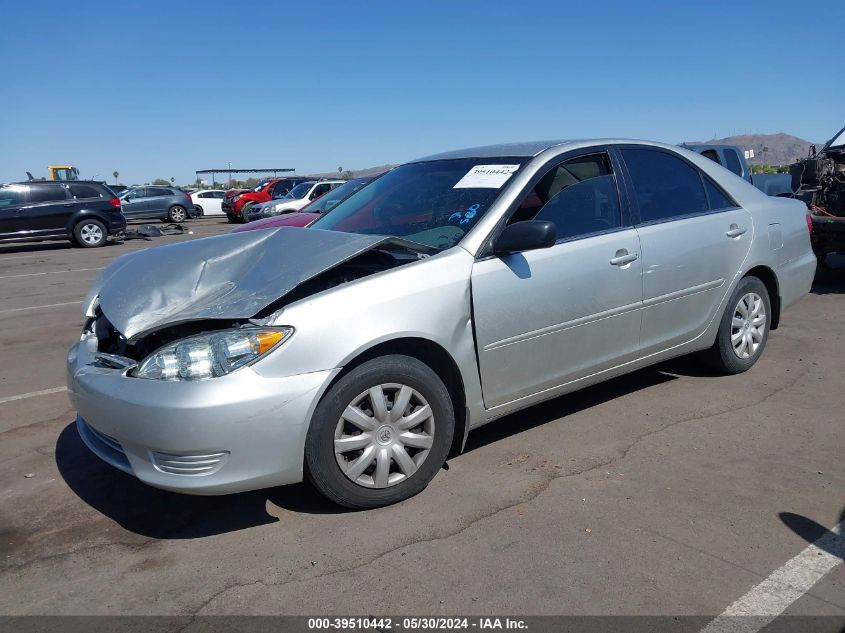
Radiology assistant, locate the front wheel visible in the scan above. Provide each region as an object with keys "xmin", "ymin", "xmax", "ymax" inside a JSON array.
[
  {"xmin": 704, "ymin": 276, "xmax": 771, "ymax": 374},
  {"xmin": 168, "ymin": 205, "xmax": 187, "ymax": 223},
  {"xmin": 305, "ymin": 355, "xmax": 454, "ymax": 509},
  {"xmin": 73, "ymin": 219, "xmax": 107, "ymax": 248}
]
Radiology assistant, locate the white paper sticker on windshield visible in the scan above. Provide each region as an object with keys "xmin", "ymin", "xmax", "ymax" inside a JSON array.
[{"xmin": 453, "ymin": 164, "xmax": 520, "ymax": 189}]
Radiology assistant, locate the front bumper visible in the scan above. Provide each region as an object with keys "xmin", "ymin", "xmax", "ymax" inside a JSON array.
[{"xmin": 67, "ymin": 333, "xmax": 338, "ymax": 495}]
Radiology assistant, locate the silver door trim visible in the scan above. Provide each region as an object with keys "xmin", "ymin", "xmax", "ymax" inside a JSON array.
[
  {"xmin": 640, "ymin": 278, "xmax": 725, "ymax": 308},
  {"xmin": 483, "ymin": 300, "xmax": 642, "ymax": 351}
]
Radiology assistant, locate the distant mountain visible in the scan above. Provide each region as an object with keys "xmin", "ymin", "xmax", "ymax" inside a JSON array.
[
  {"xmin": 700, "ymin": 133, "xmax": 819, "ymax": 166},
  {"xmin": 307, "ymin": 163, "xmax": 397, "ymax": 179}
]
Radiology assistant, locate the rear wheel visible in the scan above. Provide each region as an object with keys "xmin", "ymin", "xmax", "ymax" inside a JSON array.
[
  {"xmin": 168, "ymin": 205, "xmax": 187, "ymax": 223},
  {"xmin": 305, "ymin": 355, "xmax": 454, "ymax": 509},
  {"xmin": 73, "ymin": 219, "xmax": 107, "ymax": 248},
  {"xmin": 704, "ymin": 276, "xmax": 771, "ymax": 374},
  {"xmin": 194, "ymin": 205, "xmax": 204, "ymax": 217}
]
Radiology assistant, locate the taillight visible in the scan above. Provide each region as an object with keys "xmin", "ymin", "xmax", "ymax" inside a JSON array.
[
  {"xmin": 109, "ymin": 197, "xmax": 121, "ymax": 209},
  {"xmin": 805, "ymin": 213, "xmax": 813, "ymax": 236}
]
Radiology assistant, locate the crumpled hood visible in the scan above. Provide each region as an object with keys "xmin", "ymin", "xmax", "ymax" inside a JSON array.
[{"xmin": 86, "ymin": 227, "xmax": 393, "ymax": 340}]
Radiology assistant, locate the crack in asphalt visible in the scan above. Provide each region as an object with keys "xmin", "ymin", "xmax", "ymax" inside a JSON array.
[{"xmin": 189, "ymin": 366, "xmax": 813, "ymax": 615}]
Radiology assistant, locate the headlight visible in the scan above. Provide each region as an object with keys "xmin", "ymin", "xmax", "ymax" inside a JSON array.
[{"xmin": 134, "ymin": 327, "xmax": 293, "ymax": 381}]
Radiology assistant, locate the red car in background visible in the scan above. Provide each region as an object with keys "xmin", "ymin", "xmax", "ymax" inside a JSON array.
[
  {"xmin": 231, "ymin": 175, "xmax": 381, "ymax": 233},
  {"xmin": 222, "ymin": 177, "xmax": 310, "ymax": 223}
]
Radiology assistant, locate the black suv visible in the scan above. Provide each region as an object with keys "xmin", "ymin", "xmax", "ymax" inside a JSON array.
[{"xmin": 0, "ymin": 181, "xmax": 126, "ymax": 248}]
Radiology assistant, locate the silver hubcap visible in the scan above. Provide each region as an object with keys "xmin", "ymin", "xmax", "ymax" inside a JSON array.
[
  {"xmin": 334, "ymin": 383, "xmax": 434, "ymax": 489},
  {"xmin": 731, "ymin": 292, "xmax": 766, "ymax": 359},
  {"xmin": 80, "ymin": 223, "xmax": 103, "ymax": 244},
  {"xmin": 171, "ymin": 207, "xmax": 185, "ymax": 221}
]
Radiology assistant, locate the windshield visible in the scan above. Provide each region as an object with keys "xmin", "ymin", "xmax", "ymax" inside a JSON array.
[
  {"xmin": 287, "ymin": 182, "xmax": 316, "ymax": 199},
  {"xmin": 309, "ymin": 158, "xmax": 524, "ymax": 250},
  {"xmin": 305, "ymin": 177, "xmax": 374, "ymax": 213}
]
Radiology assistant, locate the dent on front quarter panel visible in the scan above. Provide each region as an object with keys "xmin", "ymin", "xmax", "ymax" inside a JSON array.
[{"xmin": 255, "ymin": 248, "xmax": 486, "ymax": 422}]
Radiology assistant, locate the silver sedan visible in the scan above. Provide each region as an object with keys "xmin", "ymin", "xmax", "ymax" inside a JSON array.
[{"xmin": 67, "ymin": 139, "xmax": 816, "ymax": 508}]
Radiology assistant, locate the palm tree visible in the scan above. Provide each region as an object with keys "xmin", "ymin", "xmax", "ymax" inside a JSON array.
[
  {"xmin": 112, "ymin": 171, "xmax": 119, "ymax": 184},
  {"xmin": 170, "ymin": 177, "xmax": 175, "ymax": 184}
]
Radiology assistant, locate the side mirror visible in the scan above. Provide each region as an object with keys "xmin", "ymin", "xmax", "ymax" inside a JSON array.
[{"xmin": 493, "ymin": 220, "xmax": 556, "ymax": 256}]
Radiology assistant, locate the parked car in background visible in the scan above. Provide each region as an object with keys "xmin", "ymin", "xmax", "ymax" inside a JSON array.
[
  {"xmin": 190, "ymin": 189, "xmax": 226, "ymax": 216},
  {"xmin": 69, "ymin": 139, "xmax": 815, "ymax": 509},
  {"xmin": 222, "ymin": 177, "xmax": 311, "ymax": 223},
  {"xmin": 236, "ymin": 175, "xmax": 381, "ymax": 230},
  {"xmin": 119, "ymin": 186, "xmax": 194, "ymax": 222},
  {"xmin": 681, "ymin": 143, "xmax": 753, "ymax": 182},
  {"xmin": 246, "ymin": 180, "xmax": 346, "ymax": 221},
  {"xmin": 0, "ymin": 180, "xmax": 125, "ymax": 247},
  {"xmin": 110, "ymin": 185, "xmax": 129, "ymax": 195}
]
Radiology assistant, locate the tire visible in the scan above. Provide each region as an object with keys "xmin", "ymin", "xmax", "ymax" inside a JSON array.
[
  {"xmin": 194, "ymin": 205, "xmax": 204, "ymax": 217},
  {"xmin": 168, "ymin": 205, "xmax": 187, "ymax": 223},
  {"xmin": 704, "ymin": 276, "xmax": 771, "ymax": 374},
  {"xmin": 240, "ymin": 202, "xmax": 255, "ymax": 221},
  {"xmin": 226, "ymin": 213, "xmax": 237, "ymax": 223},
  {"xmin": 305, "ymin": 355, "xmax": 454, "ymax": 509},
  {"xmin": 72, "ymin": 219, "xmax": 107, "ymax": 248}
]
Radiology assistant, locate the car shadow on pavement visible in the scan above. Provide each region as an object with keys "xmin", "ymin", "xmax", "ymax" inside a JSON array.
[
  {"xmin": 55, "ymin": 423, "xmax": 346, "ymax": 539},
  {"xmin": 464, "ymin": 364, "xmax": 678, "ymax": 453},
  {"xmin": 778, "ymin": 509, "xmax": 845, "ymax": 559}
]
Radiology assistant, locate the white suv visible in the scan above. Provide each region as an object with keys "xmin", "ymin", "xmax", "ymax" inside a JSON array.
[{"xmin": 266, "ymin": 180, "xmax": 346, "ymax": 215}]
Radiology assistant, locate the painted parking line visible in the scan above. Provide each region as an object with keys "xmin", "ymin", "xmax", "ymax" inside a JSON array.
[
  {"xmin": 0, "ymin": 300, "xmax": 82, "ymax": 315},
  {"xmin": 0, "ymin": 386, "xmax": 67, "ymax": 405},
  {"xmin": 0, "ymin": 266, "xmax": 104, "ymax": 280},
  {"xmin": 700, "ymin": 521, "xmax": 843, "ymax": 633}
]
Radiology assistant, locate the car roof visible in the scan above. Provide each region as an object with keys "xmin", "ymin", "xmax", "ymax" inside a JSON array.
[
  {"xmin": 412, "ymin": 138, "xmax": 705, "ymax": 162},
  {"xmin": 414, "ymin": 140, "xmax": 575, "ymax": 161},
  {"xmin": 9, "ymin": 180, "xmax": 105, "ymax": 186}
]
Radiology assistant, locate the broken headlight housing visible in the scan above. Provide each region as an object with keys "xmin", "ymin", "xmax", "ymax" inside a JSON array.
[{"xmin": 134, "ymin": 327, "xmax": 293, "ymax": 381}]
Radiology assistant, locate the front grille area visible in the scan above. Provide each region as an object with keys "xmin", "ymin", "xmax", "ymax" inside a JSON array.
[
  {"xmin": 76, "ymin": 417, "xmax": 132, "ymax": 473},
  {"xmin": 151, "ymin": 450, "xmax": 229, "ymax": 476}
]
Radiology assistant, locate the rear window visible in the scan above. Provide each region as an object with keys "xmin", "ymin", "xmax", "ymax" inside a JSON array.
[
  {"xmin": 723, "ymin": 150, "xmax": 743, "ymax": 176},
  {"xmin": 68, "ymin": 184, "xmax": 103, "ymax": 199},
  {"xmin": 29, "ymin": 184, "xmax": 67, "ymax": 203}
]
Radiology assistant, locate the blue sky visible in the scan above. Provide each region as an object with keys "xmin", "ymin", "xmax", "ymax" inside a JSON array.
[{"xmin": 1, "ymin": 0, "xmax": 842, "ymax": 185}]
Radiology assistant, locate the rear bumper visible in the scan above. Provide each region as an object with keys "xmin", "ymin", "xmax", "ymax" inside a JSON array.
[{"xmin": 105, "ymin": 214, "xmax": 127, "ymax": 235}]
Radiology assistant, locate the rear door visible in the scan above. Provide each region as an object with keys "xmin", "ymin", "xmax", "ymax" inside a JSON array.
[
  {"xmin": 20, "ymin": 182, "xmax": 71, "ymax": 235},
  {"xmin": 471, "ymin": 149, "xmax": 643, "ymax": 408},
  {"xmin": 0, "ymin": 184, "xmax": 29, "ymax": 239},
  {"xmin": 145, "ymin": 187, "xmax": 171, "ymax": 216},
  {"xmin": 620, "ymin": 147, "xmax": 753, "ymax": 354}
]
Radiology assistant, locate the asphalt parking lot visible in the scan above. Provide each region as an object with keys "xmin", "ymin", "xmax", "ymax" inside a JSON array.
[{"xmin": 0, "ymin": 217, "xmax": 842, "ymax": 619}]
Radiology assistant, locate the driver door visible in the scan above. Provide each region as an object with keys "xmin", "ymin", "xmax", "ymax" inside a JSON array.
[{"xmin": 471, "ymin": 150, "xmax": 643, "ymax": 408}]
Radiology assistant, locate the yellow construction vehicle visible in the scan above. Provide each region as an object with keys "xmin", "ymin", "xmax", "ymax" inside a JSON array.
[{"xmin": 48, "ymin": 165, "xmax": 80, "ymax": 181}]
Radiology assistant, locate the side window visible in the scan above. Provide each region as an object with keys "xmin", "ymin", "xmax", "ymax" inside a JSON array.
[
  {"xmin": 723, "ymin": 149, "xmax": 743, "ymax": 177},
  {"xmin": 700, "ymin": 149, "xmax": 721, "ymax": 164},
  {"xmin": 0, "ymin": 185, "xmax": 26, "ymax": 207},
  {"xmin": 511, "ymin": 153, "xmax": 622, "ymax": 241},
  {"xmin": 214, "ymin": 191, "xmax": 225, "ymax": 198},
  {"xmin": 68, "ymin": 184, "xmax": 103, "ymax": 199},
  {"xmin": 312, "ymin": 184, "xmax": 331, "ymax": 198},
  {"xmin": 704, "ymin": 178, "xmax": 734, "ymax": 210},
  {"xmin": 622, "ymin": 149, "xmax": 708, "ymax": 223},
  {"xmin": 29, "ymin": 184, "xmax": 67, "ymax": 203}
]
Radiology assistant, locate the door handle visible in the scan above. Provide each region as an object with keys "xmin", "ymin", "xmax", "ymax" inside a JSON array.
[
  {"xmin": 610, "ymin": 249, "xmax": 639, "ymax": 266},
  {"xmin": 726, "ymin": 224, "xmax": 747, "ymax": 238}
]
